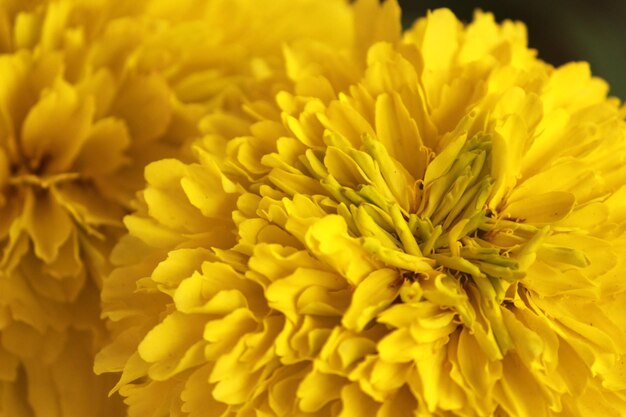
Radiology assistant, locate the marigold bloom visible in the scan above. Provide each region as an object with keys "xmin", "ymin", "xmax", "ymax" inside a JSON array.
[
  {"xmin": 98, "ymin": 1, "xmax": 626, "ymax": 416},
  {"xmin": 0, "ymin": 0, "xmax": 352, "ymax": 415}
]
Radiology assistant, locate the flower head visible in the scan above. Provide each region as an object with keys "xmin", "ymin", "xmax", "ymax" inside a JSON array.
[
  {"xmin": 98, "ymin": 1, "xmax": 626, "ymax": 416},
  {"xmin": 0, "ymin": 0, "xmax": 352, "ymax": 415}
]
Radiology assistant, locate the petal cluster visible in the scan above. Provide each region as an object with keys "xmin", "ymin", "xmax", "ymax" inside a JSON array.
[
  {"xmin": 97, "ymin": 1, "xmax": 626, "ymax": 417},
  {"xmin": 0, "ymin": 0, "xmax": 352, "ymax": 415}
]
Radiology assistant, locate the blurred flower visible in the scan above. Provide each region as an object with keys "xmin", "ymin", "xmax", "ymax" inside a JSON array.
[
  {"xmin": 0, "ymin": 0, "xmax": 352, "ymax": 415},
  {"xmin": 97, "ymin": 1, "xmax": 626, "ymax": 416}
]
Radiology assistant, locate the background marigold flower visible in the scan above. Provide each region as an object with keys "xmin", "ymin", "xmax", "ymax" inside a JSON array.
[
  {"xmin": 98, "ymin": 1, "xmax": 626, "ymax": 416},
  {"xmin": 0, "ymin": 0, "xmax": 353, "ymax": 416}
]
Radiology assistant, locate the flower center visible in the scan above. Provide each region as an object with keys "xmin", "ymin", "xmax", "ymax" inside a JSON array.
[
  {"xmin": 257, "ymin": 121, "xmax": 590, "ymax": 355},
  {"xmin": 299, "ymin": 132, "xmax": 528, "ymax": 285},
  {"xmin": 8, "ymin": 171, "xmax": 81, "ymax": 188},
  {"xmin": 5, "ymin": 153, "xmax": 81, "ymax": 190}
]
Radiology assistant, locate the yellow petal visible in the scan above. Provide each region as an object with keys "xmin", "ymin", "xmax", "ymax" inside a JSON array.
[
  {"xmin": 337, "ymin": 382, "xmax": 380, "ymax": 417},
  {"xmin": 489, "ymin": 115, "xmax": 527, "ymax": 209},
  {"xmin": 423, "ymin": 131, "xmax": 466, "ymax": 185},
  {"xmin": 419, "ymin": 8, "xmax": 459, "ymax": 72},
  {"xmin": 152, "ymin": 248, "xmax": 212, "ymax": 290},
  {"xmin": 266, "ymin": 267, "xmax": 345, "ymax": 322},
  {"xmin": 23, "ymin": 188, "xmax": 72, "ymax": 263},
  {"xmin": 73, "ymin": 117, "xmax": 130, "ymax": 177},
  {"xmin": 111, "ymin": 72, "xmax": 172, "ymax": 142},
  {"xmin": 123, "ymin": 214, "xmax": 185, "ymax": 249},
  {"xmin": 456, "ymin": 327, "xmax": 498, "ymax": 397},
  {"xmin": 504, "ymin": 191, "xmax": 575, "ymax": 224},
  {"xmin": 324, "ymin": 146, "xmax": 371, "ymax": 188},
  {"xmin": 342, "ymin": 268, "xmax": 400, "ymax": 331},
  {"xmin": 180, "ymin": 365, "xmax": 227, "ymax": 417},
  {"xmin": 301, "ymin": 215, "xmax": 380, "ymax": 286},
  {"xmin": 377, "ymin": 328, "xmax": 420, "ymax": 363},
  {"xmin": 494, "ymin": 354, "xmax": 549, "ymax": 417},
  {"xmin": 21, "ymin": 79, "xmax": 94, "ymax": 174},
  {"xmin": 137, "ymin": 312, "xmax": 203, "ymax": 365},
  {"xmin": 180, "ymin": 161, "xmax": 238, "ymax": 219},
  {"xmin": 375, "ymin": 92, "xmax": 427, "ymax": 179},
  {"xmin": 297, "ymin": 368, "xmax": 344, "ymax": 412},
  {"xmin": 353, "ymin": 0, "xmax": 401, "ymax": 61}
]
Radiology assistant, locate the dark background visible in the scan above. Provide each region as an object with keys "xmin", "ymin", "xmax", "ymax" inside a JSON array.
[{"xmin": 398, "ymin": 0, "xmax": 626, "ymax": 100}]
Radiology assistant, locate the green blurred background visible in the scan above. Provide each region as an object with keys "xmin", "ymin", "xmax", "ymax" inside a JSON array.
[{"xmin": 398, "ymin": 0, "xmax": 626, "ymax": 100}]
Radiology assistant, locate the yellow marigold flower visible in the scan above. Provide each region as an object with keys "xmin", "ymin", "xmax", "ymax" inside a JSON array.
[
  {"xmin": 0, "ymin": 0, "xmax": 352, "ymax": 416},
  {"xmin": 98, "ymin": 1, "xmax": 626, "ymax": 416}
]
